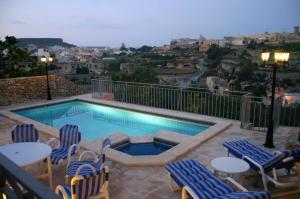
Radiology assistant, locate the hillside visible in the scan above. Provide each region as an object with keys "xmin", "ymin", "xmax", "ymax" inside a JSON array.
[{"xmin": 16, "ymin": 38, "xmax": 76, "ymax": 48}]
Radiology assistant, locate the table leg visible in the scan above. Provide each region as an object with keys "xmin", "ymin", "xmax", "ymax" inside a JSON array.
[
  {"xmin": 47, "ymin": 156, "xmax": 53, "ymax": 190},
  {"xmin": 214, "ymin": 169, "xmax": 219, "ymax": 176}
]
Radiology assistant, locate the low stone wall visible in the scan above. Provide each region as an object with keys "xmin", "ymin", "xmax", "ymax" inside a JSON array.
[{"xmin": 0, "ymin": 75, "xmax": 87, "ymax": 106}]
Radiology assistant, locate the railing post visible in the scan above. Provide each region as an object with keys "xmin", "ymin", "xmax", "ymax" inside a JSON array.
[
  {"xmin": 179, "ymin": 88, "xmax": 183, "ymax": 111},
  {"xmin": 125, "ymin": 83, "xmax": 128, "ymax": 103}
]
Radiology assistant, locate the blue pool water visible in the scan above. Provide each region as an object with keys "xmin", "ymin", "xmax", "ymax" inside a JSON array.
[
  {"xmin": 113, "ymin": 139, "xmax": 177, "ymax": 156},
  {"xmin": 14, "ymin": 100, "xmax": 211, "ymax": 140}
]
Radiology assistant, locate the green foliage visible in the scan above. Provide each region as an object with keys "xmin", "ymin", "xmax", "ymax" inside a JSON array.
[
  {"xmin": 206, "ymin": 45, "xmax": 232, "ymax": 68},
  {"xmin": 128, "ymin": 47, "xmax": 136, "ymax": 52},
  {"xmin": 246, "ymin": 39, "xmax": 265, "ymax": 50},
  {"xmin": 106, "ymin": 55, "xmax": 129, "ymax": 72},
  {"xmin": 76, "ymin": 67, "xmax": 89, "ymax": 74},
  {"xmin": 112, "ymin": 67, "xmax": 159, "ymax": 84},
  {"xmin": 141, "ymin": 53, "xmax": 174, "ymax": 60},
  {"xmin": 247, "ymin": 40, "xmax": 257, "ymax": 49},
  {"xmin": 136, "ymin": 45, "xmax": 154, "ymax": 53},
  {"xmin": 281, "ymin": 78, "xmax": 296, "ymax": 87},
  {"xmin": 277, "ymin": 42, "xmax": 300, "ymax": 51},
  {"xmin": 0, "ymin": 36, "xmax": 45, "ymax": 78},
  {"xmin": 251, "ymin": 84, "xmax": 266, "ymax": 97}
]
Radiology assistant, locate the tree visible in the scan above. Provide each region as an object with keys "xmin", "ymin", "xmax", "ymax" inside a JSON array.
[
  {"xmin": 247, "ymin": 40, "xmax": 257, "ymax": 50},
  {"xmin": 136, "ymin": 45, "xmax": 153, "ymax": 53},
  {"xmin": 0, "ymin": 36, "xmax": 45, "ymax": 78},
  {"xmin": 120, "ymin": 43, "xmax": 127, "ymax": 51},
  {"xmin": 238, "ymin": 65, "xmax": 254, "ymax": 82},
  {"xmin": 76, "ymin": 67, "xmax": 89, "ymax": 74},
  {"xmin": 206, "ymin": 45, "xmax": 232, "ymax": 68}
]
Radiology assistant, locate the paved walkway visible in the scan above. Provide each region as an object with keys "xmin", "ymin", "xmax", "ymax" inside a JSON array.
[{"xmin": 0, "ymin": 114, "xmax": 299, "ymax": 199}]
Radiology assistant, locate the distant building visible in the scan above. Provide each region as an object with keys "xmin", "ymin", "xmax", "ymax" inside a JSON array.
[
  {"xmin": 152, "ymin": 45, "xmax": 171, "ymax": 52},
  {"xmin": 199, "ymin": 39, "xmax": 228, "ymax": 52},
  {"xmin": 36, "ymin": 48, "xmax": 50, "ymax": 62},
  {"xmin": 224, "ymin": 26, "xmax": 300, "ymax": 45},
  {"xmin": 170, "ymin": 38, "xmax": 199, "ymax": 49},
  {"xmin": 294, "ymin": 26, "xmax": 300, "ymax": 36},
  {"xmin": 224, "ymin": 36, "xmax": 249, "ymax": 46},
  {"xmin": 57, "ymin": 63, "xmax": 74, "ymax": 74},
  {"xmin": 85, "ymin": 61, "xmax": 104, "ymax": 74}
]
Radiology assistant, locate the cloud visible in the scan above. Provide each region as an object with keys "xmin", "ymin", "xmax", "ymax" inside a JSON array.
[{"xmin": 13, "ymin": 20, "xmax": 26, "ymax": 25}]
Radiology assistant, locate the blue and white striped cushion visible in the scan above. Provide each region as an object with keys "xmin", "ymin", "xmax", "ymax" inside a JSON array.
[
  {"xmin": 166, "ymin": 160, "xmax": 270, "ymax": 199},
  {"xmin": 59, "ymin": 124, "xmax": 81, "ymax": 150},
  {"xmin": 51, "ymin": 124, "xmax": 81, "ymax": 165},
  {"xmin": 223, "ymin": 140, "xmax": 288, "ymax": 172},
  {"xmin": 212, "ymin": 191, "xmax": 270, "ymax": 199},
  {"xmin": 51, "ymin": 149, "xmax": 69, "ymax": 165},
  {"xmin": 166, "ymin": 160, "xmax": 234, "ymax": 199},
  {"xmin": 66, "ymin": 159, "xmax": 103, "ymax": 176},
  {"xmin": 11, "ymin": 124, "xmax": 39, "ymax": 143},
  {"xmin": 71, "ymin": 169, "xmax": 104, "ymax": 199},
  {"xmin": 67, "ymin": 138, "xmax": 111, "ymax": 176}
]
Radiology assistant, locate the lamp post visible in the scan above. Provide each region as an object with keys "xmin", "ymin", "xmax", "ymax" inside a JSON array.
[
  {"xmin": 261, "ymin": 51, "xmax": 289, "ymax": 148},
  {"xmin": 41, "ymin": 56, "xmax": 53, "ymax": 100}
]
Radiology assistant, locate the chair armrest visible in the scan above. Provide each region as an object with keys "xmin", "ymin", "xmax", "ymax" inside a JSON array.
[
  {"xmin": 79, "ymin": 151, "xmax": 98, "ymax": 161},
  {"xmin": 182, "ymin": 186, "xmax": 199, "ymax": 199},
  {"xmin": 47, "ymin": 138, "xmax": 60, "ymax": 149},
  {"xmin": 55, "ymin": 185, "xmax": 69, "ymax": 199},
  {"xmin": 242, "ymin": 155, "xmax": 265, "ymax": 173},
  {"xmin": 282, "ymin": 156, "xmax": 294, "ymax": 163},
  {"xmin": 274, "ymin": 151, "xmax": 282, "ymax": 155},
  {"xmin": 67, "ymin": 144, "xmax": 80, "ymax": 168},
  {"xmin": 224, "ymin": 177, "xmax": 248, "ymax": 192}
]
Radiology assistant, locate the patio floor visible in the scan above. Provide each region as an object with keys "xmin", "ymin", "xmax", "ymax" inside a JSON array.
[{"xmin": 0, "ymin": 112, "xmax": 299, "ymax": 199}]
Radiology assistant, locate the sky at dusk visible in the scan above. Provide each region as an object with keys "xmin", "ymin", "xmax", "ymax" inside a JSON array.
[{"xmin": 0, "ymin": 0, "xmax": 300, "ymax": 47}]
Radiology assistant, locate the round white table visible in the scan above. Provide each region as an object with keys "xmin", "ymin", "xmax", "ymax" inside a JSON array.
[
  {"xmin": 211, "ymin": 157, "xmax": 250, "ymax": 176},
  {"xmin": 0, "ymin": 142, "xmax": 53, "ymax": 189}
]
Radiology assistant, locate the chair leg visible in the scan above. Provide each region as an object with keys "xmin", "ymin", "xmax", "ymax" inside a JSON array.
[
  {"xmin": 104, "ymin": 191, "xmax": 109, "ymax": 199},
  {"xmin": 261, "ymin": 173, "xmax": 269, "ymax": 192},
  {"xmin": 182, "ymin": 187, "xmax": 188, "ymax": 199},
  {"xmin": 168, "ymin": 173, "xmax": 181, "ymax": 192},
  {"xmin": 65, "ymin": 175, "xmax": 70, "ymax": 185}
]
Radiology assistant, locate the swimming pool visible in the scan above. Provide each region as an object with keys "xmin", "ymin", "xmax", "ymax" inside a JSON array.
[
  {"xmin": 14, "ymin": 100, "xmax": 211, "ymax": 140},
  {"xmin": 113, "ymin": 139, "xmax": 178, "ymax": 156}
]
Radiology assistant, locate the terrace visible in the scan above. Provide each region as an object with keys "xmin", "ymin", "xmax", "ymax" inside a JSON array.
[{"xmin": 0, "ymin": 78, "xmax": 299, "ymax": 199}]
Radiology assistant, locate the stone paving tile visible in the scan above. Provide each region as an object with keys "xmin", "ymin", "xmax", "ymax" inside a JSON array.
[{"xmin": 0, "ymin": 115, "xmax": 299, "ymax": 199}]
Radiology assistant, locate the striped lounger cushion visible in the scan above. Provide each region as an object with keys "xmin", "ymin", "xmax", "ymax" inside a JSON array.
[
  {"xmin": 57, "ymin": 169, "xmax": 105, "ymax": 199},
  {"xmin": 51, "ymin": 124, "xmax": 81, "ymax": 165},
  {"xmin": 12, "ymin": 124, "xmax": 39, "ymax": 143},
  {"xmin": 223, "ymin": 140, "xmax": 291, "ymax": 172},
  {"xmin": 165, "ymin": 159, "xmax": 270, "ymax": 199},
  {"xmin": 66, "ymin": 160, "xmax": 102, "ymax": 176}
]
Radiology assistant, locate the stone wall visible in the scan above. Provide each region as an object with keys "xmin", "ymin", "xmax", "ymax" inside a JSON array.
[{"xmin": 0, "ymin": 75, "xmax": 88, "ymax": 106}]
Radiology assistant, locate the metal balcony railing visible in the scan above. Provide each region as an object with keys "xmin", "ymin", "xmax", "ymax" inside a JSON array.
[
  {"xmin": 91, "ymin": 79, "xmax": 300, "ymax": 130},
  {"xmin": 0, "ymin": 153, "xmax": 59, "ymax": 199}
]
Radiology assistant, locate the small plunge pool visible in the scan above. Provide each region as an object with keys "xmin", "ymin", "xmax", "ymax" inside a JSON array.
[{"xmin": 112, "ymin": 139, "xmax": 177, "ymax": 156}]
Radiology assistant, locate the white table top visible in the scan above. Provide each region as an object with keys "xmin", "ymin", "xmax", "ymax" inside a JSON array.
[
  {"xmin": 0, "ymin": 142, "xmax": 52, "ymax": 167},
  {"xmin": 211, "ymin": 157, "xmax": 250, "ymax": 174}
]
